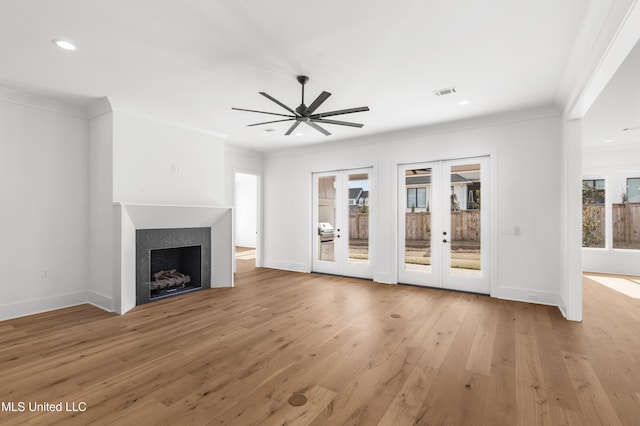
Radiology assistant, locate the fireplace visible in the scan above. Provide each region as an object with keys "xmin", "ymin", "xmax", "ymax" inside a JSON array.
[
  {"xmin": 112, "ymin": 203, "xmax": 233, "ymax": 315},
  {"xmin": 136, "ymin": 227, "xmax": 211, "ymax": 306}
]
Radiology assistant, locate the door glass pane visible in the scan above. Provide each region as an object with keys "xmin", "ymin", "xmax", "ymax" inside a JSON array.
[
  {"xmin": 450, "ymin": 164, "xmax": 481, "ymax": 276},
  {"xmin": 405, "ymin": 168, "xmax": 432, "ymax": 272},
  {"xmin": 317, "ymin": 176, "xmax": 336, "ymax": 262},
  {"xmin": 348, "ymin": 173, "xmax": 369, "ymax": 264},
  {"xmin": 613, "ymin": 177, "xmax": 640, "ymax": 250},
  {"xmin": 582, "ymin": 179, "xmax": 605, "ymax": 248}
]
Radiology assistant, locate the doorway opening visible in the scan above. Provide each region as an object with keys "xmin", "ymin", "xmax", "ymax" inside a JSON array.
[{"xmin": 234, "ymin": 172, "xmax": 260, "ymax": 272}]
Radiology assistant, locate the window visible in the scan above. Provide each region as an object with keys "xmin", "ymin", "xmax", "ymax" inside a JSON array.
[
  {"xmin": 613, "ymin": 177, "xmax": 640, "ymax": 250},
  {"xmin": 627, "ymin": 177, "xmax": 640, "ymax": 202},
  {"xmin": 582, "ymin": 179, "xmax": 605, "ymax": 248},
  {"xmin": 407, "ymin": 188, "xmax": 426, "ymax": 209},
  {"xmin": 583, "ymin": 179, "xmax": 605, "ymax": 203}
]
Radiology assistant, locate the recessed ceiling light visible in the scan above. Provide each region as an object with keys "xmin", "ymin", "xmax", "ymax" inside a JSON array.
[
  {"xmin": 295, "ymin": 132, "xmax": 303, "ymax": 136},
  {"xmin": 457, "ymin": 100, "xmax": 470, "ymax": 106},
  {"xmin": 52, "ymin": 39, "xmax": 76, "ymax": 51},
  {"xmin": 263, "ymin": 128, "xmax": 276, "ymax": 133},
  {"xmin": 604, "ymin": 139, "xmax": 614, "ymax": 143}
]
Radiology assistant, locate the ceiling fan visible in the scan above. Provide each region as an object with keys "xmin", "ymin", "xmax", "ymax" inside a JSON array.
[{"xmin": 232, "ymin": 75, "xmax": 369, "ymax": 136}]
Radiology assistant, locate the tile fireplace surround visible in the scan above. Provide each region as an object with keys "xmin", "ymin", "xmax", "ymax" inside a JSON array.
[{"xmin": 114, "ymin": 203, "xmax": 233, "ymax": 315}]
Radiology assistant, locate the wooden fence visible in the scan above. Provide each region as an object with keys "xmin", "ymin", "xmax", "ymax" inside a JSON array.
[
  {"xmin": 612, "ymin": 203, "xmax": 640, "ymax": 242},
  {"xmin": 582, "ymin": 203, "xmax": 640, "ymax": 243},
  {"xmin": 352, "ymin": 203, "xmax": 639, "ymax": 243},
  {"xmin": 349, "ymin": 211, "xmax": 481, "ymax": 241},
  {"xmin": 349, "ymin": 213, "xmax": 369, "ymax": 240}
]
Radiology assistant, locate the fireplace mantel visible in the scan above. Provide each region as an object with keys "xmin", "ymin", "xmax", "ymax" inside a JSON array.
[{"xmin": 113, "ymin": 203, "xmax": 233, "ymax": 314}]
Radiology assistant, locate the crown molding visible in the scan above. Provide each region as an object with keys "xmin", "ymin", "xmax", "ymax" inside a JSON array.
[{"xmin": 0, "ymin": 85, "xmax": 91, "ymax": 119}]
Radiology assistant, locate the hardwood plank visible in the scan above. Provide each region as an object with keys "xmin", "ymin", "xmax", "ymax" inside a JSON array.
[
  {"xmin": 309, "ymin": 346, "xmax": 421, "ymax": 425},
  {"xmin": 562, "ymin": 351, "xmax": 623, "ymax": 426},
  {"xmin": 482, "ymin": 306, "xmax": 517, "ymax": 426},
  {"xmin": 515, "ymin": 333, "xmax": 552, "ymax": 425},
  {"xmin": 465, "ymin": 298, "xmax": 499, "ymax": 376},
  {"xmin": 0, "ymin": 269, "xmax": 639, "ymax": 425},
  {"xmin": 240, "ymin": 385, "xmax": 337, "ymax": 426},
  {"xmin": 609, "ymin": 391, "xmax": 640, "ymax": 426},
  {"xmin": 377, "ymin": 361, "xmax": 438, "ymax": 425},
  {"xmin": 410, "ymin": 294, "xmax": 484, "ymax": 425}
]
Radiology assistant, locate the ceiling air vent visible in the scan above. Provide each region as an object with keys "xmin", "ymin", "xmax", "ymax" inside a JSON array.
[{"xmin": 433, "ymin": 86, "xmax": 457, "ymax": 97}]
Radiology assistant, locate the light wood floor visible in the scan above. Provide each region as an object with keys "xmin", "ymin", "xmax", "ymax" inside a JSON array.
[{"xmin": 1, "ymin": 265, "xmax": 639, "ymax": 425}]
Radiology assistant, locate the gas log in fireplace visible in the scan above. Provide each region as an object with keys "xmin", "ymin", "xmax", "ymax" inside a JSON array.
[{"xmin": 136, "ymin": 227, "xmax": 211, "ymax": 305}]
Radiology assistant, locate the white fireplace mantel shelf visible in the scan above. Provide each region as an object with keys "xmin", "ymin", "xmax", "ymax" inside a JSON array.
[
  {"xmin": 114, "ymin": 203, "xmax": 232, "ymax": 230},
  {"xmin": 113, "ymin": 203, "xmax": 233, "ymax": 315}
]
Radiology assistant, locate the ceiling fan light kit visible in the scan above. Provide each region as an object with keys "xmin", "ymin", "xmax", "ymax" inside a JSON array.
[{"xmin": 232, "ymin": 75, "xmax": 369, "ymax": 136}]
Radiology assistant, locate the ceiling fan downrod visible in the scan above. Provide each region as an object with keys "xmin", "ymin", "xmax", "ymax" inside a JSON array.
[{"xmin": 296, "ymin": 75, "xmax": 309, "ymax": 115}]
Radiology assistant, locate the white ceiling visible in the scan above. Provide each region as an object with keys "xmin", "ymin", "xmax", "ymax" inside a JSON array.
[
  {"xmin": 583, "ymin": 37, "xmax": 640, "ymax": 149},
  {"xmin": 0, "ymin": 1, "xmax": 600, "ymax": 151}
]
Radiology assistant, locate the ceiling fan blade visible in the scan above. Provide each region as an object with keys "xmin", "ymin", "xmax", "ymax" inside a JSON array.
[
  {"xmin": 305, "ymin": 120, "xmax": 331, "ymax": 136},
  {"xmin": 306, "ymin": 91, "xmax": 331, "ymax": 114},
  {"xmin": 247, "ymin": 118, "xmax": 294, "ymax": 127},
  {"xmin": 284, "ymin": 121, "xmax": 302, "ymax": 136},
  {"xmin": 313, "ymin": 118, "xmax": 364, "ymax": 128},
  {"xmin": 311, "ymin": 106, "xmax": 369, "ymax": 118},
  {"xmin": 231, "ymin": 107, "xmax": 294, "ymax": 118},
  {"xmin": 259, "ymin": 92, "xmax": 298, "ymax": 116}
]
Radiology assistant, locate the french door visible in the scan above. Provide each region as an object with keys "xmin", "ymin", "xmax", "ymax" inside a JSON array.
[
  {"xmin": 398, "ymin": 157, "xmax": 490, "ymax": 294},
  {"xmin": 312, "ymin": 168, "xmax": 373, "ymax": 279}
]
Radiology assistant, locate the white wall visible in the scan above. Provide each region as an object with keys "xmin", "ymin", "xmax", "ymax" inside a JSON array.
[
  {"xmin": 113, "ymin": 111, "xmax": 225, "ymax": 206},
  {"xmin": 582, "ymin": 144, "xmax": 640, "ymax": 275},
  {"xmin": 235, "ymin": 173, "xmax": 258, "ymax": 248},
  {"xmin": 560, "ymin": 118, "xmax": 583, "ymax": 322},
  {"xmin": 88, "ymin": 109, "xmax": 114, "ymax": 311},
  {"xmin": 263, "ymin": 108, "xmax": 565, "ymax": 307},
  {"xmin": 0, "ymin": 97, "xmax": 90, "ymax": 320},
  {"xmin": 224, "ymin": 144, "xmax": 263, "ymax": 205}
]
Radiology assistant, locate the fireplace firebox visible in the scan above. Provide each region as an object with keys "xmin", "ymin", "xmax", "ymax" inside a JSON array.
[
  {"xmin": 136, "ymin": 227, "xmax": 211, "ymax": 306},
  {"xmin": 149, "ymin": 245, "xmax": 202, "ymax": 300}
]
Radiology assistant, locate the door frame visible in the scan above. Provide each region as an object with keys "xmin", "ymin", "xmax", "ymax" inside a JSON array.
[
  {"xmin": 311, "ymin": 167, "xmax": 374, "ymax": 279},
  {"xmin": 233, "ymin": 168, "xmax": 262, "ymax": 271},
  {"xmin": 397, "ymin": 156, "xmax": 492, "ymax": 294}
]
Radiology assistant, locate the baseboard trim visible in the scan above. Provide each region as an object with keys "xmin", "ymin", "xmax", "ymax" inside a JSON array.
[
  {"xmin": 0, "ymin": 291, "xmax": 89, "ymax": 322},
  {"xmin": 263, "ymin": 260, "xmax": 311, "ymax": 273},
  {"xmin": 87, "ymin": 290, "xmax": 114, "ymax": 313},
  {"xmin": 493, "ymin": 286, "xmax": 561, "ymax": 308}
]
